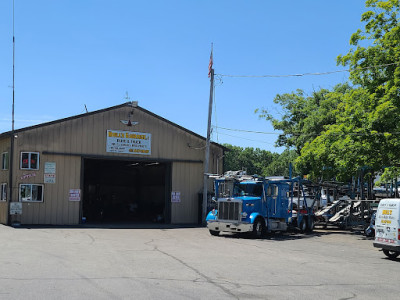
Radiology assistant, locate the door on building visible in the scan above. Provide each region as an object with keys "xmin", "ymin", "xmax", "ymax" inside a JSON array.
[{"xmin": 82, "ymin": 158, "xmax": 171, "ymax": 224}]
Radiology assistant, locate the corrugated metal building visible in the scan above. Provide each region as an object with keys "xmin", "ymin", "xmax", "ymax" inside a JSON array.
[{"xmin": 0, "ymin": 102, "xmax": 224, "ymax": 225}]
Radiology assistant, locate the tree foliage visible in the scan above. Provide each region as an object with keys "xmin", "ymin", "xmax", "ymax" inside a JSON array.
[
  {"xmin": 222, "ymin": 144, "xmax": 298, "ymax": 177},
  {"xmin": 261, "ymin": 0, "xmax": 400, "ymax": 181},
  {"xmin": 257, "ymin": 84, "xmax": 352, "ymax": 155}
]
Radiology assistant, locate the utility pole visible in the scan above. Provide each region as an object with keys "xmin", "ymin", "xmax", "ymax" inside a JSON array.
[
  {"xmin": 203, "ymin": 46, "xmax": 214, "ymax": 225},
  {"xmin": 7, "ymin": 0, "xmax": 15, "ymax": 226}
]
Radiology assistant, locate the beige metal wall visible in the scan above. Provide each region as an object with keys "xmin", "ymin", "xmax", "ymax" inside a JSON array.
[
  {"xmin": 3, "ymin": 104, "xmax": 224, "ymax": 225},
  {"xmin": 0, "ymin": 137, "xmax": 10, "ymax": 224},
  {"xmin": 171, "ymin": 162, "xmax": 203, "ymax": 223}
]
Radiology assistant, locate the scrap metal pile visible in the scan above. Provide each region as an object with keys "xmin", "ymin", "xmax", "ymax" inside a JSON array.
[{"xmin": 311, "ymin": 182, "xmax": 377, "ymax": 230}]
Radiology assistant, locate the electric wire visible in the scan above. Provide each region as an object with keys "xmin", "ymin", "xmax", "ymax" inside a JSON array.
[
  {"xmin": 211, "ymin": 62, "xmax": 400, "ymax": 146},
  {"xmin": 216, "ymin": 61, "xmax": 400, "ymax": 78},
  {"xmin": 213, "ymin": 125, "xmax": 400, "ymax": 137},
  {"xmin": 215, "ymin": 131, "xmax": 277, "ymax": 145},
  {"xmin": 214, "ymin": 125, "xmax": 279, "ymax": 135}
]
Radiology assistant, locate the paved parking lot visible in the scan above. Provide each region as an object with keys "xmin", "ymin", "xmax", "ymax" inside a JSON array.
[{"xmin": 0, "ymin": 224, "xmax": 398, "ymax": 300}]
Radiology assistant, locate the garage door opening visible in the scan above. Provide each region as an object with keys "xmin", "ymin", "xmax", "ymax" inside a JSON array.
[{"xmin": 83, "ymin": 158, "xmax": 170, "ymax": 224}]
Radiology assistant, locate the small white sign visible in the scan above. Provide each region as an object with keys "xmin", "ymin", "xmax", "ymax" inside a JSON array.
[
  {"xmin": 44, "ymin": 173, "xmax": 56, "ymax": 184},
  {"xmin": 10, "ymin": 202, "xmax": 22, "ymax": 215},
  {"xmin": 69, "ymin": 189, "xmax": 81, "ymax": 201},
  {"xmin": 171, "ymin": 191, "xmax": 181, "ymax": 203},
  {"xmin": 44, "ymin": 162, "xmax": 56, "ymax": 174}
]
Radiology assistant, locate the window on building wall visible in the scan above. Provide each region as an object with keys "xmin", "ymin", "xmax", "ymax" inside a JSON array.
[
  {"xmin": 19, "ymin": 184, "xmax": 43, "ymax": 202},
  {"xmin": 2, "ymin": 152, "xmax": 9, "ymax": 170},
  {"xmin": 0, "ymin": 183, "xmax": 6, "ymax": 201},
  {"xmin": 20, "ymin": 152, "xmax": 39, "ymax": 170}
]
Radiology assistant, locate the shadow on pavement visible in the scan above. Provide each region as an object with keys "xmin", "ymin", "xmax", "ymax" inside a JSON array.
[
  {"xmin": 11, "ymin": 222, "xmax": 202, "ymax": 230},
  {"xmin": 217, "ymin": 227, "xmax": 368, "ymax": 241}
]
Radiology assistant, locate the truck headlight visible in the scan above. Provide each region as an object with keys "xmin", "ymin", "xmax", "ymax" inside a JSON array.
[{"xmin": 242, "ymin": 212, "xmax": 248, "ymax": 218}]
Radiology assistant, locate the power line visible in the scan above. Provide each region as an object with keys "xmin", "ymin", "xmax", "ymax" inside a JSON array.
[
  {"xmin": 213, "ymin": 125, "xmax": 400, "ymax": 137},
  {"xmin": 214, "ymin": 131, "xmax": 277, "ymax": 145},
  {"xmin": 214, "ymin": 125, "xmax": 279, "ymax": 135},
  {"xmin": 216, "ymin": 61, "xmax": 400, "ymax": 78}
]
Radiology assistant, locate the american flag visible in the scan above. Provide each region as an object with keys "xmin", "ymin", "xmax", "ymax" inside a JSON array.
[{"xmin": 208, "ymin": 49, "xmax": 213, "ymax": 77}]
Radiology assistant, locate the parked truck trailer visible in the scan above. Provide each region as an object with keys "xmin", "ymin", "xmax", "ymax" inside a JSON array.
[{"xmin": 206, "ymin": 173, "xmax": 315, "ymax": 237}]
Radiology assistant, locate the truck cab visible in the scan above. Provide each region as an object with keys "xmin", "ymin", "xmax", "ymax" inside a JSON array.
[{"xmin": 206, "ymin": 174, "xmax": 313, "ymax": 237}]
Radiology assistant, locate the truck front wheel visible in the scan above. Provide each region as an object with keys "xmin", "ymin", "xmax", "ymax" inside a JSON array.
[
  {"xmin": 383, "ymin": 249, "xmax": 400, "ymax": 259},
  {"xmin": 252, "ymin": 218, "xmax": 265, "ymax": 238},
  {"xmin": 209, "ymin": 230, "xmax": 220, "ymax": 236}
]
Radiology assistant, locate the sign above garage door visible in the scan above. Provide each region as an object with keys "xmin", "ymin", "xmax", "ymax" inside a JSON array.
[{"xmin": 106, "ymin": 130, "xmax": 152, "ymax": 155}]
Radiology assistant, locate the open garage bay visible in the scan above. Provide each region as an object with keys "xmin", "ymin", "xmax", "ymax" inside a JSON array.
[{"xmin": 83, "ymin": 158, "xmax": 170, "ymax": 224}]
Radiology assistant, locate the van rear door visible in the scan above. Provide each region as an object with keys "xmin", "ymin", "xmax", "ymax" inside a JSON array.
[{"xmin": 374, "ymin": 199, "xmax": 400, "ymax": 247}]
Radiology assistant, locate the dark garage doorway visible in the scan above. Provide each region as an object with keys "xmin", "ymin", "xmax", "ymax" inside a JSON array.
[{"xmin": 83, "ymin": 158, "xmax": 171, "ymax": 224}]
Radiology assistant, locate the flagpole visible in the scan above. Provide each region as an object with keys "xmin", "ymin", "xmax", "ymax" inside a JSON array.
[{"xmin": 203, "ymin": 45, "xmax": 214, "ymax": 225}]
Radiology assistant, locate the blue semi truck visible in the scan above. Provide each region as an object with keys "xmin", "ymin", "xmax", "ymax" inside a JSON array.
[{"xmin": 206, "ymin": 173, "xmax": 316, "ymax": 237}]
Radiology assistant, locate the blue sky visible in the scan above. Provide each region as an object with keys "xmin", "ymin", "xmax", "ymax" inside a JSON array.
[{"xmin": 0, "ymin": 0, "xmax": 367, "ymax": 153}]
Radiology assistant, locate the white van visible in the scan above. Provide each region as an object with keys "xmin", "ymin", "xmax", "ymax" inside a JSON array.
[{"xmin": 373, "ymin": 198, "xmax": 400, "ymax": 259}]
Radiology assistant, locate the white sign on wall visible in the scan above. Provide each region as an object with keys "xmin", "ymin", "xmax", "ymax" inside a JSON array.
[
  {"xmin": 44, "ymin": 162, "xmax": 56, "ymax": 183},
  {"xmin": 44, "ymin": 162, "xmax": 56, "ymax": 174},
  {"xmin": 171, "ymin": 191, "xmax": 181, "ymax": 203},
  {"xmin": 69, "ymin": 189, "xmax": 81, "ymax": 201},
  {"xmin": 106, "ymin": 130, "xmax": 151, "ymax": 155},
  {"xmin": 10, "ymin": 202, "xmax": 22, "ymax": 215},
  {"xmin": 44, "ymin": 174, "xmax": 56, "ymax": 184}
]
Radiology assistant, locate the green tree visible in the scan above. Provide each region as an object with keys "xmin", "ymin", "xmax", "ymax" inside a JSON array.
[
  {"xmin": 334, "ymin": 0, "xmax": 400, "ymax": 180},
  {"xmin": 263, "ymin": 149, "xmax": 299, "ymax": 177},
  {"xmin": 267, "ymin": 0, "xmax": 400, "ymax": 181},
  {"xmin": 223, "ymin": 144, "xmax": 273, "ymax": 175},
  {"xmin": 222, "ymin": 144, "xmax": 298, "ymax": 177},
  {"xmin": 257, "ymin": 84, "xmax": 352, "ymax": 155}
]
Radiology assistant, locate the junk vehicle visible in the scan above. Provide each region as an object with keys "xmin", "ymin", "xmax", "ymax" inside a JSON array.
[
  {"xmin": 365, "ymin": 211, "xmax": 376, "ymax": 238},
  {"xmin": 206, "ymin": 172, "xmax": 316, "ymax": 237},
  {"xmin": 373, "ymin": 198, "xmax": 400, "ymax": 259}
]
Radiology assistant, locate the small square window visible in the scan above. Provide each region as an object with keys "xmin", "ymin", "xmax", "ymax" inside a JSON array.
[
  {"xmin": 2, "ymin": 152, "xmax": 9, "ymax": 170},
  {"xmin": 20, "ymin": 152, "xmax": 39, "ymax": 170}
]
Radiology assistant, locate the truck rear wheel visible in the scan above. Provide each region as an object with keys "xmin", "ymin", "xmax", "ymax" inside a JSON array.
[
  {"xmin": 209, "ymin": 230, "xmax": 220, "ymax": 236},
  {"xmin": 383, "ymin": 249, "xmax": 400, "ymax": 259},
  {"xmin": 252, "ymin": 218, "xmax": 265, "ymax": 238},
  {"xmin": 307, "ymin": 216, "xmax": 315, "ymax": 232},
  {"xmin": 299, "ymin": 218, "xmax": 307, "ymax": 233}
]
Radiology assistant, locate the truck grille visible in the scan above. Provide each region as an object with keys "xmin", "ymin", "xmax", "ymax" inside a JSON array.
[{"xmin": 218, "ymin": 201, "xmax": 241, "ymax": 221}]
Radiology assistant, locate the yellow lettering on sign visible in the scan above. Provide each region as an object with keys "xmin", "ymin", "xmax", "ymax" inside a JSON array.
[
  {"xmin": 126, "ymin": 133, "xmax": 144, "ymax": 139},
  {"xmin": 108, "ymin": 131, "xmax": 125, "ymax": 138},
  {"xmin": 382, "ymin": 210, "xmax": 392, "ymax": 215},
  {"xmin": 381, "ymin": 220, "xmax": 392, "ymax": 224}
]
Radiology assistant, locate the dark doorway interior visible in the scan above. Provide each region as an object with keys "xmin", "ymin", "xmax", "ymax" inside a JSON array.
[{"xmin": 83, "ymin": 159, "xmax": 169, "ymax": 223}]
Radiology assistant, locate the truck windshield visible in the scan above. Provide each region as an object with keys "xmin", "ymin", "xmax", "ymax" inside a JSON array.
[{"xmin": 234, "ymin": 183, "xmax": 263, "ymax": 197}]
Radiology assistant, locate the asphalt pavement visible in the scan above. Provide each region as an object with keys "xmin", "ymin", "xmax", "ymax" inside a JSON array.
[{"xmin": 0, "ymin": 224, "xmax": 398, "ymax": 300}]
